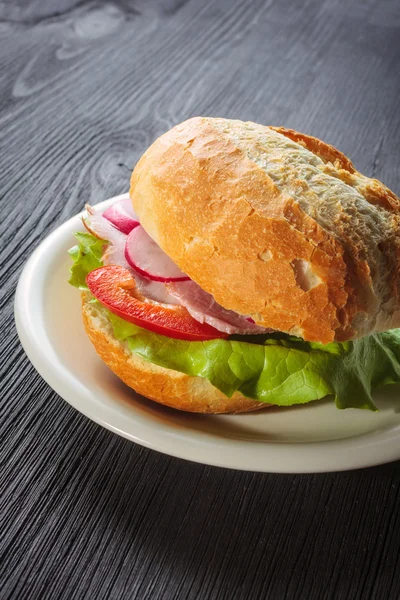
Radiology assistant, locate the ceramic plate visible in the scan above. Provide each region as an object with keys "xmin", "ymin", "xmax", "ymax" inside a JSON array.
[{"xmin": 15, "ymin": 194, "xmax": 400, "ymax": 473}]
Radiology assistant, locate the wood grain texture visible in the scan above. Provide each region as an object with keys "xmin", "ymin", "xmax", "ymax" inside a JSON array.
[{"xmin": 1, "ymin": 0, "xmax": 400, "ymax": 598}]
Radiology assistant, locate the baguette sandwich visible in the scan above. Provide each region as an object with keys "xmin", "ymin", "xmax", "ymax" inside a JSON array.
[{"xmin": 69, "ymin": 117, "xmax": 400, "ymax": 413}]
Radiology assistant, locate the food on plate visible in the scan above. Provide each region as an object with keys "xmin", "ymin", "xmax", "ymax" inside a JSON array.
[{"xmin": 68, "ymin": 117, "xmax": 400, "ymax": 413}]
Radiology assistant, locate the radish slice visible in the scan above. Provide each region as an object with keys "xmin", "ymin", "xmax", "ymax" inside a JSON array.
[
  {"xmin": 125, "ymin": 226, "xmax": 190, "ymax": 282},
  {"xmin": 83, "ymin": 208, "xmax": 180, "ymax": 305},
  {"xmin": 103, "ymin": 198, "xmax": 140, "ymax": 234}
]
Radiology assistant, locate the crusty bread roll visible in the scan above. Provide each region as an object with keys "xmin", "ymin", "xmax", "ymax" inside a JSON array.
[
  {"xmin": 130, "ymin": 117, "xmax": 400, "ymax": 344},
  {"xmin": 82, "ymin": 293, "xmax": 265, "ymax": 414}
]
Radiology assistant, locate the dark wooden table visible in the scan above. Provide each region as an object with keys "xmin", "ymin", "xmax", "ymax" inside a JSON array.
[{"xmin": 2, "ymin": 1, "xmax": 400, "ymax": 598}]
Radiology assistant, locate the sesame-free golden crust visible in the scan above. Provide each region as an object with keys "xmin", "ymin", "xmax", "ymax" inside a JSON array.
[
  {"xmin": 272, "ymin": 125, "xmax": 400, "ymax": 338},
  {"xmin": 272, "ymin": 125, "xmax": 400, "ymax": 339},
  {"xmin": 81, "ymin": 294, "xmax": 265, "ymax": 414},
  {"xmin": 130, "ymin": 117, "xmax": 400, "ymax": 343},
  {"xmin": 270, "ymin": 126, "xmax": 356, "ymax": 173}
]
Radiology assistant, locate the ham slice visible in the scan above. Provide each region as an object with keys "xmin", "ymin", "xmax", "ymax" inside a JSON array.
[
  {"xmin": 84, "ymin": 203, "xmax": 269, "ymax": 335},
  {"xmin": 167, "ymin": 280, "xmax": 268, "ymax": 335}
]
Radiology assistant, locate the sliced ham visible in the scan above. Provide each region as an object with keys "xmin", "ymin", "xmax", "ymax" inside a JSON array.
[
  {"xmin": 166, "ymin": 280, "xmax": 268, "ymax": 335},
  {"xmin": 84, "ymin": 203, "xmax": 269, "ymax": 335}
]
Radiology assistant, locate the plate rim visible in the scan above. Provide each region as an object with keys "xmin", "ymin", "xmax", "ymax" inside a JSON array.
[{"xmin": 14, "ymin": 194, "xmax": 400, "ymax": 473}]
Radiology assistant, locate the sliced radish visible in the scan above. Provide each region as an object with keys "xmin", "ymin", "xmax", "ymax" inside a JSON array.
[
  {"xmin": 83, "ymin": 207, "xmax": 180, "ymax": 305},
  {"xmin": 125, "ymin": 225, "xmax": 190, "ymax": 283},
  {"xmin": 103, "ymin": 198, "xmax": 140, "ymax": 234},
  {"xmin": 104, "ymin": 236, "xmax": 181, "ymax": 305}
]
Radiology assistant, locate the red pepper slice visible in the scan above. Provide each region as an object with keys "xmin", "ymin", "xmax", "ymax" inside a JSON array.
[{"xmin": 86, "ymin": 265, "xmax": 228, "ymax": 341}]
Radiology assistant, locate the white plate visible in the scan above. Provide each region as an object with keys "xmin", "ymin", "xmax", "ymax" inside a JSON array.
[{"xmin": 15, "ymin": 194, "xmax": 400, "ymax": 473}]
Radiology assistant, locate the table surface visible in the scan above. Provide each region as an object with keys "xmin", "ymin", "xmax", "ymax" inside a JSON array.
[{"xmin": 2, "ymin": 0, "xmax": 400, "ymax": 598}]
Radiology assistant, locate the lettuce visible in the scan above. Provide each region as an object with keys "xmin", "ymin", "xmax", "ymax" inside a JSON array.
[
  {"xmin": 69, "ymin": 232, "xmax": 400, "ymax": 410},
  {"xmin": 68, "ymin": 232, "xmax": 105, "ymax": 290},
  {"xmin": 107, "ymin": 312, "xmax": 400, "ymax": 410}
]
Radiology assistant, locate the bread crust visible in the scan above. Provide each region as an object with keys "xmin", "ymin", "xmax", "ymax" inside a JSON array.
[
  {"xmin": 82, "ymin": 294, "xmax": 266, "ymax": 414},
  {"xmin": 130, "ymin": 117, "xmax": 400, "ymax": 343}
]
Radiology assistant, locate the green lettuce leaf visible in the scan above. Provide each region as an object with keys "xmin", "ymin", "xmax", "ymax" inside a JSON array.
[
  {"xmin": 68, "ymin": 232, "xmax": 105, "ymax": 290},
  {"xmin": 69, "ymin": 233, "xmax": 400, "ymax": 410},
  {"xmin": 107, "ymin": 310, "xmax": 400, "ymax": 411}
]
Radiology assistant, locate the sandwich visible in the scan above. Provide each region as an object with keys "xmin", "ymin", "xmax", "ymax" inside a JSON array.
[{"xmin": 68, "ymin": 117, "xmax": 400, "ymax": 413}]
